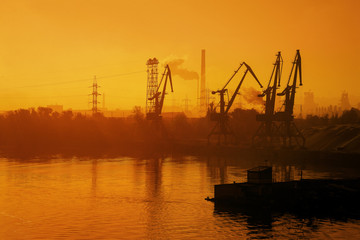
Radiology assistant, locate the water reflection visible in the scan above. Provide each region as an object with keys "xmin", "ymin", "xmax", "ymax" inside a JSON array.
[
  {"xmin": 206, "ymin": 156, "xmax": 228, "ymax": 184},
  {"xmin": 91, "ymin": 159, "xmax": 97, "ymax": 197},
  {"xmin": 213, "ymin": 204, "xmax": 358, "ymax": 239},
  {"xmin": 0, "ymin": 155, "xmax": 359, "ymax": 239},
  {"xmin": 144, "ymin": 157, "xmax": 167, "ymax": 239}
]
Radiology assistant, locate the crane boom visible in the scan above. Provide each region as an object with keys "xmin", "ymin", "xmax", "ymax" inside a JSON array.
[
  {"xmin": 225, "ymin": 63, "xmax": 262, "ymax": 113},
  {"xmin": 222, "ymin": 63, "xmax": 244, "ymax": 90},
  {"xmin": 158, "ymin": 65, "xmax": 173, "ymax": 115},
  {"xmin": 288, "ymin": 50, "xmax": 302, "ymax": 114},
  {"xmin": 259, "ymin": 51, "xmax": 283, "ymax": 116}
]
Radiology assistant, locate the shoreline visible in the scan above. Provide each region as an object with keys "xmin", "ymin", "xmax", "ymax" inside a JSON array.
[{"xmin": 1, "ymin": 139, "xmax": 359, "ymax": 164}]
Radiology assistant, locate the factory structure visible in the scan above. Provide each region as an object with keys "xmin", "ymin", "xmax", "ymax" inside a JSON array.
[{"xmin": 200, "ymin": 49, "xmax": 207, "ymax": 113}]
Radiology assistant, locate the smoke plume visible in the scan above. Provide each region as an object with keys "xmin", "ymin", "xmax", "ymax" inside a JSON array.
[
  {"xmin": 165, "ymin": 59, "xmax": 199, "ymax": 80},
  {"xmin": 241, "ymin": 87, "xmax": 264, "ymax": 106}
]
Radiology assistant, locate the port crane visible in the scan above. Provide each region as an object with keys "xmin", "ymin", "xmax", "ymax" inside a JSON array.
[
  {"xmin": 208, "ymin": 62, "xmax": 263, "ymax": 144},
  {"xmin": 276, "ymin": 50, "xmax": 305, "ymax": 147},
  {"xmin": 253, "ymin": 51, "xmax": 283, "ymax": 147},
  {"xmin": 146, "ymin": 64, "xmax": 173, "ymax": 120}
]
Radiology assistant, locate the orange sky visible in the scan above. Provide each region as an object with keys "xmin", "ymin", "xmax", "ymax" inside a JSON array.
[{"xmin": 0, "ymin": 0, "xmax": 359, "ymax": 111}]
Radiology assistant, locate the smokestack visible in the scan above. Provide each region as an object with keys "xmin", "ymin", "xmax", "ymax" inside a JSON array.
[{"xmin": 200, "ymin": 49, "xmax": 206, "ymax": 111}]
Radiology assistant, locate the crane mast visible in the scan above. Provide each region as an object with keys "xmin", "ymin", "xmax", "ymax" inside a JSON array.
[
  {"xmin": 276, "ymin": 50, "xmax": 305, "ymax": 147},
  {"xmin": 253, "ymin": 50, "xmax": 305, "ymax": 148},
  {"xmin": 253, "ymin": 52, "xmax": 283, "ymax": 147}
]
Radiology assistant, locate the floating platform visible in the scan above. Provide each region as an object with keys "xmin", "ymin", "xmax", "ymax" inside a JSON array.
[{"xmin": 206, "ymin": 166, "xmax": 360, "ymax": 217}]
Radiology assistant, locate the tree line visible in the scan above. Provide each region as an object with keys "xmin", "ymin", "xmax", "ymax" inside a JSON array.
[{"xmin": 0, "ymin": 106, "xmax": 358, "ymax": 156}]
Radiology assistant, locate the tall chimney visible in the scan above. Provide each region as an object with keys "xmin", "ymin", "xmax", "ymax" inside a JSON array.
[{"xmin": 200, "ymin": 49, "xmax": 206, "ymax": 111}]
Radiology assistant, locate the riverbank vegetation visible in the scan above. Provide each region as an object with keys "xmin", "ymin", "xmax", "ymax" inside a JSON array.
[{"xmin": 0, "ymin": 106, "xmax": 359, "ymax": 156}]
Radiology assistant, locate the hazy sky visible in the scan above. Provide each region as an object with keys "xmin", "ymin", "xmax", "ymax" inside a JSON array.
[{"xmin": 1, "ymin": 0, "xmax": 359, "ymax": 111}]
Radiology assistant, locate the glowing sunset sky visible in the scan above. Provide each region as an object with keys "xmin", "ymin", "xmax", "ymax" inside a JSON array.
[{"xmin": 0, "ymin": 0, "xmax": 359, "ymax": 111}]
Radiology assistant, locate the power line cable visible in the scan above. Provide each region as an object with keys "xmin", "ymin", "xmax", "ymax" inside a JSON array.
[
  {"xmin": 3, "ymin": 70, "xmax": 145, "ymax": 89},
  {"xmin": 0, "ymin": 94, "xmax": 89, "ymax": 99}
]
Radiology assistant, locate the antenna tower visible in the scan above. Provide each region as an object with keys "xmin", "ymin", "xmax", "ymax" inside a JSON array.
[
  {"xmin": 90, "ymin": 75, "xmax": 101, "ymax": 115},
  {"xmin": 146, "ymin": 58, "xmax": 159, "ymax": 115}
]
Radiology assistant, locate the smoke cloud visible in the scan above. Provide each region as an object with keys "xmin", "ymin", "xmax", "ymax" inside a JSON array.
[
  {"xmin": 165, "ymin": 59, "xmax": 199, "ymax": 80},
  {"xmin": 241, "ymin": 87, "xmax": 264, "ymax": 106}
]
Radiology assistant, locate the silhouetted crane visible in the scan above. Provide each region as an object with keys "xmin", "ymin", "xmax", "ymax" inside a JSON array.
[
  {"xmin": 253, "ymin": 51, "xmax": 283, "ymax": 147},
  {"xmin": 276, "ymin": 50, "xmax": 305, "ymax": 147},
  {"xmin": 208, "ymin": 62, "xmax": 263, "ymax": 145},
  {"xmin": 146, "ymin": 65, "xmax": 173, "ymax": 120}
]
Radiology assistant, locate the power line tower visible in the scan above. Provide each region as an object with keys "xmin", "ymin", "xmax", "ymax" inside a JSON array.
[
  {"xmin": 146, "ymin": 58, "xmax": 159, "ymax": 117},
  {"xmin": 183, "ymin": 96, "xmax": 191, "ymax": 113},
  {"xmin": 90, "ymin": 75, "xmax": 101, "ymax": 115},
  {"xmin": 340, "ymin": 91, "xmax": 351, "ymax": 111}
]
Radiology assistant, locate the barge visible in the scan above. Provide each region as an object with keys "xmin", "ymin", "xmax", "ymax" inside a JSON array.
[{"xmin": 206, "ymin": 166, "xmax": 360, "ymax": 216}]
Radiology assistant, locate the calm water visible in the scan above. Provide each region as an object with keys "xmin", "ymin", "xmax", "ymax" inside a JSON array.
[{"xmin": 0, "ymin": 155, "xmax": 359, "ymax": 239}]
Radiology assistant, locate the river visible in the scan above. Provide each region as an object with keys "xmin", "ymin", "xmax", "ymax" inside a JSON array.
[{"xmin": 0, "ymin": 155, "xmax": 359, "ymax": 239}]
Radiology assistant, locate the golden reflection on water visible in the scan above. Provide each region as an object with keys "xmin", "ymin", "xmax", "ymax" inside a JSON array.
[{"xmin": 0, "ymin": 156, "xmax": 359, "ymax": 239}]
